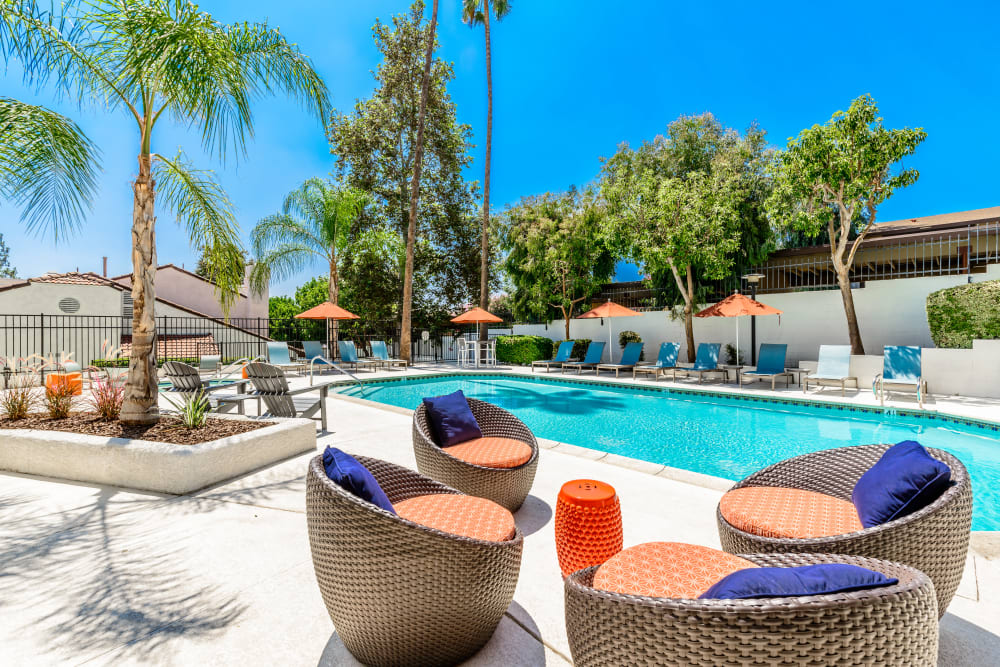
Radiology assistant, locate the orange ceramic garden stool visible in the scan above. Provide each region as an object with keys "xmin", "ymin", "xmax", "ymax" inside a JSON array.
[
  {"xmin": 45, "ymin": 372, "xmax": 82, "ymax": 396},
  {"xmin": 555, "ymin": 479, "xmax": 623, "ymax": 578}
]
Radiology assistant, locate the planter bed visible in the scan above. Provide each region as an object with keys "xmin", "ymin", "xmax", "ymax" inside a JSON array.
[{"xmin": 0, "ymin": 414, "xmax": 316, "ymax": 495}]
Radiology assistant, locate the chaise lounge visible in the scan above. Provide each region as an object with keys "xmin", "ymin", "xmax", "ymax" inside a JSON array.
[
  {"xmin": 803, "ymin": 344, "xmax": 858, "ymax": 396},
  {"xmin": 595, "ymin": 341, "xmax": 644, "ymax": 378},
  {"xmin": 738, "ymin": 343, "xmax": 794, "ymax": 389},
  {"xmin": 632, "ymin": 342, "xmax": 681, "ymax": 381},
  {"xmin": 675, "ymin": 342, "xmax": 727, "ymax": 384},
  {"xmin": 560, "ymin": 341, "xmax": 606, "ymax": 375},
  {"xmin": 531, "ymin": 340, "xmax": 575, "ymax": 373},
  {"xmin": 875, "ymin": 345, "xmax": 928, "ymax": 408}
]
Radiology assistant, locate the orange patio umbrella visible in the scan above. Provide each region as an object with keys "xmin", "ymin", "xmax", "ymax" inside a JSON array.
[
  {"xmin": 450, "ymin": 306, "xmax": 504, "ymax": 325},
  {"xmin": 695, "ymin": 292, "xmax": 781, "ymax": 364},
  {"xmin": 576, "ymin": 299, "xmax": 642, "ymax": 363},
  {"xmin": 295, "ymin": 302, "xmax": 360, "ymax": 356}
]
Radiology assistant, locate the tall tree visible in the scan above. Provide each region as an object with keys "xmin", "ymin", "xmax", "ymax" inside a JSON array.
[
  {"xmin": 2, "ymin": 1, "xmax": 329, "ymax": 424},
  {"xmin": 0, "ymin": 232, "xmax": 16, "ymax": 278},
  {"xmin": 768, "ymin": 95, "xmax": 926, "ymax": 354},
  {"xmin": 329, "ymin": 2, "xmax": 483, "ymax": 329},
  {"xmin": 249, "ymin": 178, "xmax": 369, "ymax": 307},
  {"xmin": 401, "ymin": 0, "xmax": 439, "ymax": 363},
  {"xmin": 502, "ymin": 189, "xmax": 615, "ymax": 339},
  {"xmin": 463, "ymin": 0, "xmax": 510, "ymax": 344},
  {"xmin": 602, "ymin": 114, "xmax": 772, "ymax": 361}
]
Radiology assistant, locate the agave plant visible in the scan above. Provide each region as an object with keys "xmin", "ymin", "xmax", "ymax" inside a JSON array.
[{"xmin": 162, "ymin": 390, "xmax": 211, "ymax": 429}]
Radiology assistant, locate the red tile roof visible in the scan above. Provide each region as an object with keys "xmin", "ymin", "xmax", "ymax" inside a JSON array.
[
  {"xmin": 118, "ymin": 334, "xmax": 219, "ymax": 359},
  {"xmin": 31, "ymin": 272, "xmax": 122, "ymax": 287}
]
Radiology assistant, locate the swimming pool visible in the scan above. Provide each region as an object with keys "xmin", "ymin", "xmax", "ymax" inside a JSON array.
[
  {"xmin": 339, "ymin": 374, "xmax": 1000, "ymax": 531},
  {"xmin": 157, "ymin": 378, "xmax": 241, "ymax": 391}
]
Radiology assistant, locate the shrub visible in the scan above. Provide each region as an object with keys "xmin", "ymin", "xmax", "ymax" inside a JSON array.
[
  {"xmin": 1, "ymin": 377, "xmax": 37, "ymax": 419},
  {"xmin": 926, "ymin": 280, "xmax": 1000, "ymax": 348},
  {"xmin": 562, "ymin": 339, "xmax": 592, "ymax": 360},
  {"xmin": 43, "ymin": 380, "xmax": 76, "ymax": 419},
  {"xmin": 617, "ymin": 330, "xmax": 645, "ymax": 361},
  {"xmin": 163, "ymin": 389, "xmax": 211, "ymax": 428},
  {"xmin": 89, "ymin": 374, "xmax": 126, "ymax": 420},
  {"xmin": 724, "ymin": 343, "xmax": 745, "ymax": 365},
  {"xmin": 495, "ymin": 335, "xmax": 555, "ymax": 365}
]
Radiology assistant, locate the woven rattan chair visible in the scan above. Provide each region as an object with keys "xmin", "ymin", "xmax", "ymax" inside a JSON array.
[
  {"xmin": 717, "ymin": 444, "xmax": 972, "ymax": 617},
  {"xmin": 413, "ymin": 397, "xmax": 539, "ymax": 511},
  {"xmin": 565, "ymin": 552, "xmax": 939, "ymax": 666},
  {"xmin": 306, "ymin": 455, "xmax": 523, "ymax": 667}
]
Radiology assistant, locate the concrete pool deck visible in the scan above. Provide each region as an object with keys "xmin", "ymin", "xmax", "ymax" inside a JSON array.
[{"xmin": 2, "ymin": 361, "xmax": 999, "ymax": 664}]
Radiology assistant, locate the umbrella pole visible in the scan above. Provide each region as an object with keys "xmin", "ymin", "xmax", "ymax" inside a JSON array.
[
  {"xmin": 736, "ymin": 318, "xmax": 739, "ymax": 367},
  {"xmin": 609, "ymin": 321, "xmax": 614, "ymax": 364}
]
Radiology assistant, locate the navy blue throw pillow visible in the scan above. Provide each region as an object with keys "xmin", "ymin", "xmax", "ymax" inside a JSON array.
[
  {"xmin": 422, "ymin": 390, "xmax": 482, "ymax": 447},
  {"xmin": 322, "ymin": 447, "xmax": 395, "ymax": 514},
  {"xmin": 851, "ymin": 440, "xmax": 951, "ymax": 528},
  {"xmin": 700, "ymin": 563, "xmax": 898, "ymax": 600}
]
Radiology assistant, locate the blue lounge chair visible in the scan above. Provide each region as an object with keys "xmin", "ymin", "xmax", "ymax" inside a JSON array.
[
  {"xmin": 371, "ymin": 340, "xmax": 408, "ymax": 370},
  {"xmin": 266, "ymin": 341, "xmax": 306, "ymax": 374},
  {"xmin": 596, "ymin": 342, "xmax": 644, "ymax": 378},
  {"xmin": 338, "ymin": 340, "xmax": 379, "ymax": 372},
  {"xmin": 676, "ymin": 343, "xmax": 726, "ymax": 384},
  {"xmin": 739, "ymin": 343, "xmax": 793, "ymax": 389},
  {"xmin": 199, "ymin": 354, "xmax": 221, "ymax": 376},
  {"xmin": 532, "ymin": 341, "xmax": 576, "ymax": 373},
  {"xmin": 632, "ymin": 342, "xmax": 681, "ymax": 381},
  {"xmin": 875, "ymin": 345, "xmax": 927, "ymax": 408},
  {"xmin": 560, "ymin": 341, "xmax": 606, "ymax": 374},
  {"xmin": 804, "ymin": 345, "xmax": 858, "ymax": 396}
]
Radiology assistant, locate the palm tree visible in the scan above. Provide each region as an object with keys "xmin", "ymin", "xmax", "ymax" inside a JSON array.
[
  {"xmin": 401, "ymin": 0, "xmax": 440, "ymax": 364},
  {"xmin": 463, "ymin": 0, "xmax": 510, "ymax": 346},
  {"xmin": 249, "ymin": 178, "xmax": 369, "ymax": 308},
  {"xmin": 1, "ymin": 1, "xmax": 329, "ymax": 424}
]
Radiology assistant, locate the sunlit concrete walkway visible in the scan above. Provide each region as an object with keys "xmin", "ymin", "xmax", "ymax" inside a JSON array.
[{"xmin": 3, "ymin": 365, "xmax": 1000, "ymax": 665}]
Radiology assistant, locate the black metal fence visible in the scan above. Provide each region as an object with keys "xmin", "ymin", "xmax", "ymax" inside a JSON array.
[{"xmin": 0, "ymin": 314, "xmax": 514, "ymax": 370}]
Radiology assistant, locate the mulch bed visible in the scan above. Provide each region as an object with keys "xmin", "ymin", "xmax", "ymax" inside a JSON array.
[{"xmin": 0, "ymin": 412, "xmax": 274, "ymax": 445}]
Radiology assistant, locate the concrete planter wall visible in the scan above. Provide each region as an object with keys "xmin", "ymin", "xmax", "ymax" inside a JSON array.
[{"xmin": 0, "ymin": 417, "xmax": 316, "ymax": 495}]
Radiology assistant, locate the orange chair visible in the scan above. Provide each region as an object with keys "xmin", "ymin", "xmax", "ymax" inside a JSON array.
[
  {"xmin": 45, "ymin": 372, "xmax": 82, "ymax": 396},
  {"xmin": 555, "ymin": 479, "xmax": 623, "ymax": 578}
]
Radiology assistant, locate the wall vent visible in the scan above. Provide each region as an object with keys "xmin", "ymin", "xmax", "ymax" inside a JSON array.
[{"xmin": 58, "ymin": 297, "xmax": 81, "ymax": 313}]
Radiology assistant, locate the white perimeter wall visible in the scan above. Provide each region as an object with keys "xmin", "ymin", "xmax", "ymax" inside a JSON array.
[{"xmin": 513, "ymin": 265, "xmax": 1000, "ymax": 399}]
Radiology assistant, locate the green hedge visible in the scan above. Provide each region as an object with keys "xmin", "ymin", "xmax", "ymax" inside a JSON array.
[
  {"xmin": 92, "ymin": 357, "xmax": 240, "ymax": 368},
  {"xmin": 926, "ymin": 280, "xmax": 1000, "ymax": 348},
  {"xmin": 495, "ymin": 335, "xmax": 555, "ymax": 365}
]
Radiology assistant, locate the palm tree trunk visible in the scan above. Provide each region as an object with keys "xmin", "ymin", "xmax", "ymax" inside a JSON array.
[
  {"xmin": 120, "ymin": 153, "xmax": 159, "ymax": 425},
  {"xmin": 401, "ymin": 0, "xmax": 438, "ymax": 363},
  {"xmin": 479, "ymin": 0, "xmax": 493, "ymax": 350}
]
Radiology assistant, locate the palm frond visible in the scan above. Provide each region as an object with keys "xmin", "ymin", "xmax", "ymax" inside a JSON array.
[
  {"xmin": 250, "ymin": 213, "xmax": 327, "ymax": 261},
  {"xmin": 152, "ymin": 151, "xmax": 244, "ymax": 315},
  {"xmin": 0, "ymin": 97, "xmax": 101, "ymax": 241},
  {"xmin": 250, "ymin": 242, "xmax": 318, "ymax": 294}
]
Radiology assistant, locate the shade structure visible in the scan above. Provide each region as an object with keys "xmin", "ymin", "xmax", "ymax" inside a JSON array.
[
  {"xmin": 294, "ymin": 302, "xmax": 360, "ymax": 321},
  {"xmin": 695, "ymin": 292, "xmax": 781, "ymax": 364},
  {"xmin": 450, "ymin": 307, "xmax": 503, "ymax": 325},
  {"xmin": 576, "ymin": 300, "xmax": 642, "ymax": 363},
  {"xmin": 294, "ymin": 302, "xmax": 360, "ymax": 360}
]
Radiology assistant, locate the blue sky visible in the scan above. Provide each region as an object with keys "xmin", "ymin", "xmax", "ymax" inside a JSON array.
[{"xmin": 2, "ymin": 0, "xmax": 998, "ymax": 295}]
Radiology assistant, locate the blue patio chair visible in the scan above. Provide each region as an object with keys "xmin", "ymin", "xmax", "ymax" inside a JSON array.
[
  {"xmin": 739, "ymin": 343, "xmax": 794, "ymax": 390},
  {"xmin": 804, "ymin": 345, "xmax": 858, "ymax": 396},
  {"xmin": 337, "ymin": 340, "xmax": 379, "ymax": 372},
  {"xmin": 371, "ymin": 340, "xmax": 408, "ymax": 370},
  {"xmin": 676, "ymin": 343, "xmax": 727, "ymax": 384},
  {"xmin": 531, "ymin": 340, "xmax": 576, "ymax": 373},
  {"xmin": 199, "ymin": 354, "xmax": 221, "ymax": 376},
  {"xmin": 875, "ymin": 345, "xmax": 927, "ymax": 408},
  {"xmin": 632, "ymin": 342, "xmax": 681, "ymax": 381},
  {"xmin": 560, "ymin": 341, "xmax": 606, "ymax": 374},
  {"xmin": 596, "ymin": 342, "xmax": 644, "ymax": 378},
  {"xmin": 266, "ymin": 341, "xmax": 305, "ymax": 374}
]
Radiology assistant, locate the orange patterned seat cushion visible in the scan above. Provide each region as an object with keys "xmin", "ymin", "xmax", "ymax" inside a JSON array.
[
  {"xmin": 594, "ymin": 542, "xmax": 757, "ymax": 599},
  {"xmin": 395, "ymin": 493, "xmax": 516, "ymax": 542},
  {"xmin": 443, "ymin": 437, "xmax": 533, "ymax": 469},
  {"xmin": 720, "ymin": 486, "xmax": 864, "ymax": 539}
]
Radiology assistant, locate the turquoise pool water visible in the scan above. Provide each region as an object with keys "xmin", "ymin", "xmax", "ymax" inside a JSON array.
[{"xmin": 339, "ymin": 374, "xmax": 1000, "ymax": 531}]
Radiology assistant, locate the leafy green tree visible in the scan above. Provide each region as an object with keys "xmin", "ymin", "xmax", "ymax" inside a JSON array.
[
  {"xmin": 330, "ymin": 2, "xmax": 485, "ymax": 341},
  {"xmin": 767, "ymin": 95, "xmax": 926, "ymax": 354},
  {"xmin": 463, "ymin": 0, "xmax": 510, "ymax": 343},
  {"xmin": 1, "ymin": 0, "xmax": 329, "ymax": 424},
  {"xmin": 0, "ymin": 232, "xmax": 16, "ymax": 278},
  {"xmin": 249, "ymin": 178, "xmax": 369, "ymax": 306},
  {"xmin": 268, "ymin": 295, "xmax": 297, "ymax": 321},
  {"xmin": 602, "ymin": 114, "xmax": 772, "ymax": 361},
  {"xmin": 401, "ymin": 0, "xmax": 440, "ymax": 362},
  {"xmin": 503, "ymin": 189, "xmax": 615, "ymax": 339}
]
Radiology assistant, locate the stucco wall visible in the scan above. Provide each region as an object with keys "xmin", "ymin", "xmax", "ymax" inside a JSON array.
[
  {"xmin": 513, "ymin": 265, "xmax": 1000, "ymax": 398},
  {"xmin": 116, "ymin": 265, "xmax": 268, "ymax": 321}
]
